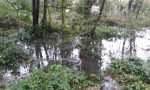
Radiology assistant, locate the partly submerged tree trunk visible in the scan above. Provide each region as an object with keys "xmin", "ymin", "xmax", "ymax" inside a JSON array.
[
  {"xmin": 122, "ymin": 37, "xmax": 126, "ymax": 58},
  {"xmin": 32, "ymin": 0, "xmax": 40, "ymax": 30},
  {"xmin": 42, "ymin": 0, "xmax": 48, "ymax": 30},
  {"xmin": 91, "ymin": 0, "xmax": 106, "ymax": 35}
]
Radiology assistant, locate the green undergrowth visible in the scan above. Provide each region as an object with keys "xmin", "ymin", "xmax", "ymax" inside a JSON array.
[
  {"xmin": 80, "ymin": 27, "xmax": 118, "ymax": 39},
  {"xmin": 9, "ymin": 64, "xmax": 102, "ymax": 90},
  {"xmin": 18, "ymin": 25, "xmax": 76, "ymax": 43},
  {"xmin": 100, "ymin": 14, "xmax": 150, "ymax": 28},
  {"xmin": 0, "ymin": 42, "xmax": 29, "ymax": 74},
  {"xmin": 96, "ymin": 27, "xmax": 118, "ymax": 38},
  {"xmin": 46, "ymin": 25, "xmax": 76, "ymax": 35},
  {"xmin": 105, "ymin": 58, "xmax": 150, "ymax": 90},
  {"xmin": 0, "ymin": 29, "xmax": 17, "ymax": 37}
]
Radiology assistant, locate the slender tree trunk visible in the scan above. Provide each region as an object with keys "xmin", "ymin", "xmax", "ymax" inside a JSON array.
[
  {"xmin": 84, "ymin": 0, "xmax": 91, "ymax": 18},
  {"xmin": 122, "ymin": 37, "xmax": 126, "ymax": 58},
  {"xmin": 61, "ymin": 0, "xmax": 64, "ymax": 27},
  {"xmin": 91, "ymin": 0, "xmax": 106, "ymax": 35},
  {"xmin": 42, "ymin": 0, "xmax": 48, "ymax": 30},
  {"xmin": 84, "ymin": 0, "xmax": 97, "ymax": 18},
  {"xmin": 32, "ymin": 0, "xmax": 40, "ymax": 30},
  {"xmin": 128, "ymin": 0, "xmax": 134, "ymax": 12},
  {"xmin": 47, "ymin": 4, "xmax": 52, "ymax": 25},
  {"xmin": 136, "ymin": 1, "xmax": 143, "ymax": 19},
  {"xmin": 32, "ymin": 0, "xmax": 35, "ymax": 26}
]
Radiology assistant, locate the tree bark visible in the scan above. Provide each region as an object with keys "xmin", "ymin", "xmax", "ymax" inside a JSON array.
[
  {"xmin": 42, "ymin": 0, "xmax": 48, "ymax": 30},
  {"xmin": 32, "ymin": 0, "xmax": 40, "ymax": 30},
  {"xmin": 135, "ymin": 0, "xmax": 143, "ymax": 19},
  {"xmin": 128, "ymin": 0, "xmax": 134, "ymax": 12},
  {"xmin": 91, "ymin": 0, "xmax": 106, "ymax": 35},
  {"xmin": 84, "ymin": 0, "xmax": 97, "ymax": 18},
  {"xmin": 61, "ymin": 0, "xmax": 64, "ymax": 27}
]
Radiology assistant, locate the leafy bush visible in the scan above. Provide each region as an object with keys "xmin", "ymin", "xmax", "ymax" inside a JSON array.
[
  {"xmin": 0, "ymin": 42, "xmax": 29, "ymax": 74},
  {"xmin": 75, "ymin": 0, "xmax": 85, "ymax": 16},
  {"xmin": 0, "ymin": 0, "xmax": 15, "ymax": 17},
  {"xmin": 12, "ymin": 65, "xmax": 100, "ymax": 90},
  {"xmin": 0, "ymin": 0, "xmax": 32, "ymax": 28},
  {"xmin": 0, "ymin": 1, "xmax": 18, "ymax": 29},
  {"xmin": 0, "ymin": 15, "xmax": 20, "ymax": 29},
  {"xmin": 105, "ymin": 58, "xmax": 150, "ymax": 90},
  {"xmin": 18, "ymin": 25, "xmax": 75, "ymax": 44}
]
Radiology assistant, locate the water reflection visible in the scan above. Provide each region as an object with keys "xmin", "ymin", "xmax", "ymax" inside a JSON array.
[
  {"xmin": 17, "ymin": 28, "xmax": 150, "ymax": 74},
  {"xmin": 2, "ymin": 28, "xmax": 150, "ymax": 78},
  {"xmin": 80, "ymin": 37, "xmax": 102, "ymax": 73}
]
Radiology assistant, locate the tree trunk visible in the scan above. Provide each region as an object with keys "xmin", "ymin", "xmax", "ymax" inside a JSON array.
[
  {"xmin": 42, "ymin": 0, "xmax": 48, "ymax": 30},
  {"xmin": 136, "ymin": 1, "xmax": 143, "ymax": 19},
  {"xmin": 91, "ymin": 0, "xmax": 106, "ymax": 35},
  {"xmin": 61, "ymin": 0, "xmax": 64, "ymax": 27},
  {"xmin": 32, "ymin": 0, "xmax": 40, "ymax": 30},
  {"xmin": 128, "ymin": 0, "xmax": 134, "ymax": 12},
  {"xmin": 84, "ymin": 0, "xmax": 97, "ymax": 18}
]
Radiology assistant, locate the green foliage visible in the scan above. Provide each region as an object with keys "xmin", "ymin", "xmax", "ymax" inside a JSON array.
[
  {"xmin": 18, "ymin": 26, "xmax": 47, "ymax": 43},
  {"xmin": 0, "ymin": 42, "xmax": 29, "ymax": 74},
  {"xmin": 0, "ymin": 0, "xmax": 19, "ymax": 28},
  {"xmin": 0, "ymin": 29, "xmax": 17, "ymax": 36},
  {"xmin": 0, "ymin": 0, "xmax": 16, "ymax": 17},
  {"xmin": 124, "ymin": 82, "xmax": 145, "ymax": 90},
  {"xmin": 16, "ymin": 0, "xmax": 32, "ymax": 26},
  {"xmin": 18, "ymin": 25, "xmax": 75, "ymax": 44},
  {"xmin": 18, "ymin": 10, "xmax": 32, "ymax": 26},
  {"xmin": 0, "ymin": 0, "xmax": 32, "ymax": 28},
  {"xmin": 0, "ymin": 15, "xmax": 20, "ymax": 29},
  {"xmin": 96, "ymin": 27, "xmax": 118, "ymax": 38},
  {"xmin": 13, "ymin": 0, "xmax": 32, "ymax": 11},
  {"xmin": 75, "ymin": 0, "xmax": 85, "ymax": 16},
  {"xmin": 57, "ymin": 0, "xmax": 71, "ymax": 10},
  {"xmin": 47, "ymin": 25, "xmax": 76, "ymax": 35},
  {"xmin": 105, "ymin": 58, "xmax": 150, "ymax": 90},
  {"xmin": 12, "ymin": 65, "xmax": 100, "ymax": 90}
]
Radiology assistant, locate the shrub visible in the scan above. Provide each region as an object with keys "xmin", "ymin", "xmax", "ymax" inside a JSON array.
[
  {"xmin": 105, "ymin": 58, "xmax": 150, "ymax": 90},
  {"xmin": 0, "ymin": 42, "xmax": 29, "ymax": 74},
  {"xmin": 12, "ymin": 65, "xmax": 100, "ymax": 90},
  {"xmin": 0, "ymin": 15, "xmax": 20, "ymax": 29}
]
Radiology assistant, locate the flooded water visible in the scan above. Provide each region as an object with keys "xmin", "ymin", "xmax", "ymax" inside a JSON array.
[
  {"xmin": 102, "ymin": 28, "xmax": 150, "ymax": 68},
  {"xmin": 1, "ymin": 27, "xmax": 150, "ymax": 89},
  {"xmin": 7, "ymin": 28, "xmax": 150, "ymax": 76}
]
